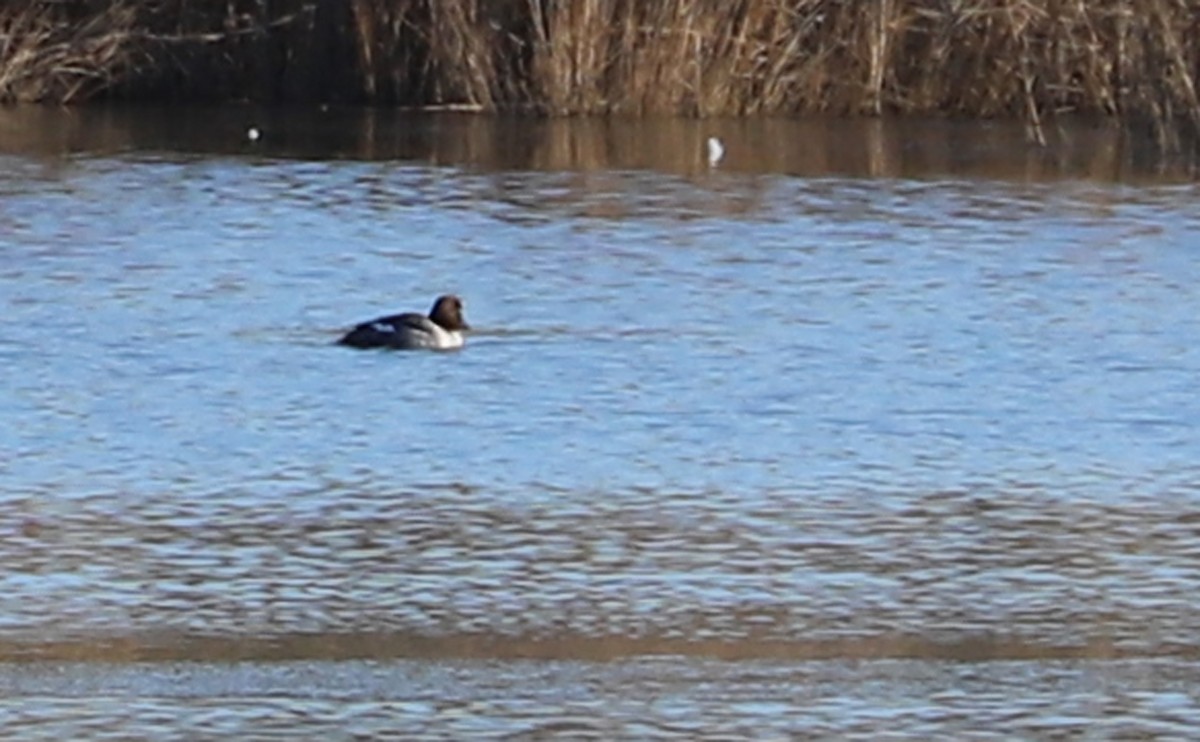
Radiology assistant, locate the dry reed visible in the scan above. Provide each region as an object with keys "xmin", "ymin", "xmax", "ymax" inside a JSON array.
[
  {"xmin": 0, "ymin": 0, "xmax": 138, "ymax": 103},
  {"xmin": 2, "ymin": 0, "xmax": 1199, "ymax": 145}
]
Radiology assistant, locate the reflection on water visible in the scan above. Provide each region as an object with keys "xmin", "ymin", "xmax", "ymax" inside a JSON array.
[
  {"xmin": 0, "ymin": 485, "xmax": 1200, "ymax": 657},
  {"xmin": 2, "ymin": 486, "xmax": 1200, "ymax": 662},
  {"xmin": 2, "ymin": 107, "xmax": 1200, "ymax": 736},
  {"xmin": 0, "ymin": 105, "xmax": 1195, "ymax": 181},
  {"xmin": 2, "ymin": 658, "xmax": 1199, "ymax": 739}
]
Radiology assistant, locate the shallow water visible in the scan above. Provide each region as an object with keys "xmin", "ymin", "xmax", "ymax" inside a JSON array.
[
  {"xmin": 3, "ymin": 658, "xmax": 1200, "ymax": 739},
  {"xmin": 2, "ymin": 106, "xmax": 1200, "ymax": 737}
]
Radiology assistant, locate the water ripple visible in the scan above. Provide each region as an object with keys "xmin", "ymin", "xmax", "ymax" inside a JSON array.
[{"xmin": 3, "ymin": 115, "xmax": 1200, "ymax": 735}]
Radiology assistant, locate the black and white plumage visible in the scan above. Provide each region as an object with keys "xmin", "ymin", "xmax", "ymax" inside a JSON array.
[
  {"xmin": 338, "ymin": 295, "xmax": 470, "ymax": 350},
  {"xmin": 706, "ymin": 136, "xmax": 724, "ymax": 167}
]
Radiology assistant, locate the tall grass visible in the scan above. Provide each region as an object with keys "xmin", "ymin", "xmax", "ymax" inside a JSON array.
[
  {"xmin": 2, "ymin": 0, "xmax": 1199, "ymax": 144},
  {"xmin": 0, "ymin": 0, "xmax": 138, "ymax": 103}
]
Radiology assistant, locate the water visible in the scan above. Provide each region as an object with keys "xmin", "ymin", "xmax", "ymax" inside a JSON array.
[
  {"xmin": 2, "ymin": 106, "xmax": 1200, "ymax": 738},
  {"xmin": 3, "ymin": 659, "xmax": 1199, "ymax": 739}
]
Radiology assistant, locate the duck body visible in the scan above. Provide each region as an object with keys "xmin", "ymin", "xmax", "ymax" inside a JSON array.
[
  {"xmin": 338, "ymin": 295, "xmax": 470, "ymax": 351},
  {"xmin": 706, "ymin": 136, "xmax": 724, "ymax": 167}
]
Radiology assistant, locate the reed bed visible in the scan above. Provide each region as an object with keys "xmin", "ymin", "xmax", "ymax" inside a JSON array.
[
  {"xmin": 2, "ymin": 0, "xmax": 1199, "ymax": 143},
  {"xmin": 0, "ymin": 0, "xmax": 138, "ymax": 103}
]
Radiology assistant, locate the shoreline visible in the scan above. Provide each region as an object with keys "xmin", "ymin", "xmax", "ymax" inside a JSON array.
[{"xmin": 0, "ymin": 1, "xmax": 1197, "ymax": 147}]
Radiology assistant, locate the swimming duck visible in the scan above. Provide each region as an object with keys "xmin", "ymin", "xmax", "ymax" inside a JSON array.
[{"xmin": 338, "ymin": 295, "xmax": 470, "ymax": 350}]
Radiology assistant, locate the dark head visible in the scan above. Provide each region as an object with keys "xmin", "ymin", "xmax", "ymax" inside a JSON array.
[{"xmin": 429, "ymin": 295, "xmax": 470, "ymax": 331}]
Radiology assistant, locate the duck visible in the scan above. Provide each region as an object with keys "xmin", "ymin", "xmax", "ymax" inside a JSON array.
[
  {"xmin": 706, "ymin": 136, "xmax": 725, "ymax": 167},
  {"xmin": 338, "ymin": 295, "xmax": 470, "ymax": 350}
]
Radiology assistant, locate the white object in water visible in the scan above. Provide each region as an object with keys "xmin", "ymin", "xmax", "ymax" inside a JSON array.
[
  {"xmin": 247, "ymin": 127, "xmax": 261, "ymax": 142},
  {"xmin": 706, "ymin": 136, "xmax": 724, "ymax": 167}
]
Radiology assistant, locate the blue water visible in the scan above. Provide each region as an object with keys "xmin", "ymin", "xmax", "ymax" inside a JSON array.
[
  {"xmin": 2, "ymin": 110, "xmax": 1200, "ymax": 737},
  {"xmin": 3, "ymin": 159, "xmax": 1197, "ymax": 502}
]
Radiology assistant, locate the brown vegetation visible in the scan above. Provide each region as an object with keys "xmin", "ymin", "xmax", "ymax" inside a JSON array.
[
  {"xmin": 1, "ymin": 0, "xmax": 1199, "ymax": 143},
  {"xmin": 0, "ymin": 0, "xmax": 137, "ymax": 103}
]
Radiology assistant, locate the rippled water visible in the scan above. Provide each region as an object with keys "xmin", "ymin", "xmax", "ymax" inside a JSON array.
[
  {"xmin": 2, "ymin": 107, "xmax": 1200, "ymax": 737},
  {"xmin": 4, "ymin": 659, "xmax": 1200, "ymax": 739}
]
